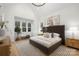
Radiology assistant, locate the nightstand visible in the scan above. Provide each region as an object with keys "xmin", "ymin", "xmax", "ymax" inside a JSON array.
[{"xmin": 65, "ymin": 38, "xmax": 79, "ymax": 49}]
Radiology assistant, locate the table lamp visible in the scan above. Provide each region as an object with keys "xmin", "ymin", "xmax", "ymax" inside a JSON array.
[{"xmin": 68, "ymin": 27, "xmax": 78, "ymax": 39}]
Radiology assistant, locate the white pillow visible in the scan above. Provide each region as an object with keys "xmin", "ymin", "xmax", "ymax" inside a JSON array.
[
  {"xmin": 43, "ymin": 33, "xmax": 52, "ymax": 38},
  {"xmin": 53, "ymin": 33, "xmax": 60, "ymax": 37},
  {"xmin": 48, "ymin": 33, "xmax": 52, "ymax": 38},
  {"xmin": 43, "ymin": 33, "xmax": 49, "ymax": 38}
]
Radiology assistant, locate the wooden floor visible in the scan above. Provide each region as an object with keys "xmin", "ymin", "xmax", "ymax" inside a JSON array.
[
  {"xmin": 10, "ymin": 42, "xmax": 20, "ymax": 56},
  {"xmin": 10, "ymin": 39, "xmax": 79, "ymax": 56}
]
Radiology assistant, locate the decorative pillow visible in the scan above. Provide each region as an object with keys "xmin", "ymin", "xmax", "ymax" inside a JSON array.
[
  {"xmin": 43, "ymin": 33, "xmax": 52, "ymax": 38},
  {"xmin": 51, "ymin": 33, "xmax": 53, "ymax": 38},
  {"xmin": 53, "ymin": 33, "xmax": 60, "ymax": 37},
  {"xmin": 48, "ymin": 33, "xmax": 52, "ymax": 38},
  {"xmin": 43, "ymin": 33, "xmax": 49, "ymax": 38}
]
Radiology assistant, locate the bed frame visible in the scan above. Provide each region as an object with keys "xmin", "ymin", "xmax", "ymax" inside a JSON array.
[{"xmin": 30, "ymin": 25, "xmax": 65, "ymax": 55}]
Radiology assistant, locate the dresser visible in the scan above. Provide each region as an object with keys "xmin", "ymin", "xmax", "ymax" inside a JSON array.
[{"xmin": 65, "ymin": 38, "xmax": 79, "ymax": 49}]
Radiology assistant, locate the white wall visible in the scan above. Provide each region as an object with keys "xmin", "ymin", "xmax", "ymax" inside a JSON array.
[
  {"xmin": 1, "ymin": 3, "xmax": 37, "ymax": 41},
  {"xmin": 1, "ymin": 3, "xmax": 79, "ymax": 41},
  {"xmin": 38, "ymin": 6, "xmax": 79, "ymax": 38}
]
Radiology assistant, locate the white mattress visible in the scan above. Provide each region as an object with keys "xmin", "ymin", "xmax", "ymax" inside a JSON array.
[{"xmin": 30, "ymin": 36, "xmax": 62, "ymax": 48}]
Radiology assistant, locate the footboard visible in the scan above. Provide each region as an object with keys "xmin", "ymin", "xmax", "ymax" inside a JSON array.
[{"xmin": 30, "ymin": 39, "xmax": 61, "ymax": 55}]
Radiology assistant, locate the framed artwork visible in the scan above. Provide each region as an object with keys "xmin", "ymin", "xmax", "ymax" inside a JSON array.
[
  {"xmin": 53, "ymin": 15, "xmax": 60, "ymax": 25},
  {"xmin": 47, "ymin": 16, "xmax": 54, "ymax": 26},
  {"xmin": 47, "ymin": 15, "xmax": 60, "ymax": 26}
]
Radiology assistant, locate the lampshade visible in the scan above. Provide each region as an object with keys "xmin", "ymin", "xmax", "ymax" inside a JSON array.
[{"xmin": 66, "ymin": 27, "xmax": 78, "ymax": 38}]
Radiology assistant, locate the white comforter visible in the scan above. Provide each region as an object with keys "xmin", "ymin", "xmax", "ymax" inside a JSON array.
[{"xmin": 30, "ymin": 36, "xmax": 61, "ymax": 48}]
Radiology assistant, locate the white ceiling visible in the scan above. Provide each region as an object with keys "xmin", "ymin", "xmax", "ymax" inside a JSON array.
[
  {"xmin": 29, "ymin": 3, "xmax": 79, "ymax": 18},
  {"xmin": 0, "ymin": 3, "xmax": 79, "ymax": 19}
]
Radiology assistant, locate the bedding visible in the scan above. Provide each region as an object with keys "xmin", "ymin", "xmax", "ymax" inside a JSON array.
[
  {"xmin": 30, "ymin": 25, "xmax": 64, "ymax": 55},
  {"xmin": 30, "ymin": 36, "xmax": 61, "ymax": 48},
  {"xmin": 43, "ymin": 33, "xmax": 52, "ymax": 38}
]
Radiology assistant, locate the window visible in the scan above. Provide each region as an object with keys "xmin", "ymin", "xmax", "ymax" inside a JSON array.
[
  {"xmin": 15, "ymin": 21, "xmax": 20, "ymax": 27},
  {"xmin": 28, "ymin": 23, "xmax": 31, "ymax": 32},
  {"xmin": 22, "ymin": 22, "xmax": 26, "ymax": 32},
  {"xmin": 15, "ymin": 21, "xmax": 21, "ymax": 32},
  {"xmin": 14, "ymin": 16, "xmax": 33, "ymax": 34}
]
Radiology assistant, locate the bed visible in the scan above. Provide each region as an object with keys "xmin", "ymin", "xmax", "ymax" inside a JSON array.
[{"xmin": 30, "ymin": 25, "xmax": 65, "ymax": 55}]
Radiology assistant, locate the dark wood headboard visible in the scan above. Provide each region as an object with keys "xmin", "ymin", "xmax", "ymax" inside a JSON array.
[{"xmin": 43, "ymin": 25, "xmax": 65, "ymax": 45}]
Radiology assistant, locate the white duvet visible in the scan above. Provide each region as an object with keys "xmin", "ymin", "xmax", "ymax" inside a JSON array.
[{"xmin": 30, "ymin": 36, "xmax": 61, "ymax": 48}]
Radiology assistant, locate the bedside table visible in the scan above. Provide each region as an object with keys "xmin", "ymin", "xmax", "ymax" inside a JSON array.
[{"xmin": 65, "ymin": 38, "xmax": 79, "ymax": 49}]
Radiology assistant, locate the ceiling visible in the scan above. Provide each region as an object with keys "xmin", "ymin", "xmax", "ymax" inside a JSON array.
[
  {"xmin": 30, "ymin": 3, "xmax": 79, "ymax": 19},
  {"xmin": 0, "ymin": 3, "xmax": 79, "ymax": 19}
]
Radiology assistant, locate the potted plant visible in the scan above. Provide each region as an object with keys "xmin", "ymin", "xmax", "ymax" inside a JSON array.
[
  {"xmin": 15, "ymin": 26, "xmax": 21, "ymax": 41},
  {"xmin": 15, "ymin": 26, "xmax": 21, "ymax": 36}
]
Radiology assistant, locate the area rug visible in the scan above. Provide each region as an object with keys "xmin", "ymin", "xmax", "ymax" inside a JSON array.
[{"xmin": 15, "ymin": 40, "xmax": 79, "ymax": 56}]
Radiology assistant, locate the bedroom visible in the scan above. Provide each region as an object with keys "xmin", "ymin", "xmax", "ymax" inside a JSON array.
[{"xmin": 0, "ymin": 3, "xmax": 79, "ymax": 56}]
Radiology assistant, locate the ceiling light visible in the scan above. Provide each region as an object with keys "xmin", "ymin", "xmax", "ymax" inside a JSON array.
[{"xmin": 32, "ymin": 3, "xmax": 45, "ymax": 7}]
